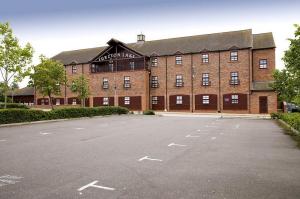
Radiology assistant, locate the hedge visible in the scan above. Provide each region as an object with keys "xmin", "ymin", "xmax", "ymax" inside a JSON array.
[
  {"xmin": 0, "ymin": 106, "xmax": 129, "ymax": 124},
  {"xmin": 143, "ymin": 110, "xmax": 155, "ymax": 115},
  {"xmin": 0, "ymin": 103, "xmax": 29, "ymax": 109},
  {"xmin": 271, "ymin": 112, "xmax": 300, "ymax": 132}
]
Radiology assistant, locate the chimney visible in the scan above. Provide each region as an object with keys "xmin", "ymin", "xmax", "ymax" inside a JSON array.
[{"xmin": 137, "ymin": 33, "xmax": 145, "ymax": 44}]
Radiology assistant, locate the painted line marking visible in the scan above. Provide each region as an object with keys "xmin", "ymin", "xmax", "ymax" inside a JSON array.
[
  {"xmin": 185, "ymin": 134, "xmax": 200, "ymax": 138},
  {"xmin": 205, "ymin": 125, "xmax": 216, "ymax": 128},
  {"xmin": 78, "ymin": 180, "xmax": 115, "ymax": 195},
  {"xmin": 220, "ymin": 132, "xmax": 224, "ymax": 135},
  {"xmin": 39, "ymin": 132, "xmax": 51, "ymax": 135},
  {"xmin": 75, "ymin": 127, "xmax": 84, "ymax": 130},
  {"xmin": 168, "ymin": 143, "xmax": 186, "ymax": 147},
  {"xmin": 0, "ymin": 139, "xmax": 7, "ymax": 142},
  {"xmin": 211, "ymin": 137, "xmax": 217, "ymax": 140},
  {"xmin": 235, "ymin": 124, "xmax": 240, "ymax": 129},
  {"xmin": 0, "ymin": 175, "xmax": 23, "ymax": 187},
  {"xmin": 138, "ymin": 156, "xmax": 163, "ymax": 162}
]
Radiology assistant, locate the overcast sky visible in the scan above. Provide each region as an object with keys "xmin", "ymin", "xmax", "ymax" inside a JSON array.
[{"xmin": 1, "ymin": 0, "xmax": 299, "ymax": 87}]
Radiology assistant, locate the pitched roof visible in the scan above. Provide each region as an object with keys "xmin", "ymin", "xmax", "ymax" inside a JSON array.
[
  {"xmin": 253, "ymin": 32, "xmax": 276, "ymax": 49},
  {"xmin": 52, "ymin": 29, "xmax": 275, "ymax": 65},
  {"xmin": 7, "ymin": 87, "xmax": 34, "ymax": 96}
]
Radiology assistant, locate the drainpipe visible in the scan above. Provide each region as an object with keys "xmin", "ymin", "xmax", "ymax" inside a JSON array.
[
  {"xmin": 165, "ymin": 56, "xmax": 168, "ymax": 111},
  {"xmin": 191, "ymin": 54, "xmax": 194, "ymax": 112},
  {"xmin": 218, "ymin": 51, "xmax": 221, "ymax": 113}
]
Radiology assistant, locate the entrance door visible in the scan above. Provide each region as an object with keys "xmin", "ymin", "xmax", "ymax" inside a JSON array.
[{"xmin": 259, "ymin": 96, "xmax": 268, "ymax": 113}]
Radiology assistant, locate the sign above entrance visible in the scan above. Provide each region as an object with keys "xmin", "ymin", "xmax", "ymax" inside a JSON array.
[{"xmin": 98, "ymin": 52, "xmax": 136, "ymax": 61}]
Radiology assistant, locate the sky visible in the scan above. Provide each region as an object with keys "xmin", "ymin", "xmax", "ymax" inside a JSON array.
[{"xmin": 0, "ymin": 0, "xmax": 299, "ymax": 87}]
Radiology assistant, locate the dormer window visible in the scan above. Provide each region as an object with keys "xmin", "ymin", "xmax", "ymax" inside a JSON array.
[
  {"xmin": 151, "ymin": 57, "xmax": 158, "ymax": 67},
  {"xmin": 175, "ymin": 56, "xmax": 182, "ymax": 65},
  {"xmin": 230, "ymin": 51, "xmax": 238, "ymax": 61}
]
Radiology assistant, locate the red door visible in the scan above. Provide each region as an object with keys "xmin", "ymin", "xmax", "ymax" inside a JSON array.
[{"xmin": 259, "ymin": 96, "xmax": 268, "ymax": 113}]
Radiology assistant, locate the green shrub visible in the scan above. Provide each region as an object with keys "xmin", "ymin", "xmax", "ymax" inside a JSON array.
[
  {"xmin": 0, "ymin": 106, "xmax": 129, "ymax": 124},
  {"xmin": 0, "ymin": 103, "xmax": 28, "ymax": 109},
  {"xmin": 143, "ymin": 110, "xmax": 155, "ymax": 115},
  {"xmin": 279, "ymin": 113, "xmax": 300, "ymax": 132},
  {"xmin": 271, "ymin": 112, "xmax": 281, "ymax": 119}
]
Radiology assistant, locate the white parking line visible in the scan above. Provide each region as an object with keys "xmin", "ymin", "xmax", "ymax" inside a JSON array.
[
  {"xmin": 205, "ymin": 125, "xmax": 216, "ymax": 128},
  {"xmin": 211, "ymin": 137, "xmax": 217, "ymax": 140},
  {"xmin": 78, "ymin": 180, "xmax": 115, "ymax": 195},
  {"xmin": 0, "ymin": 139, "xmax": 6, "ymax": 142},
  {"xmin": 0, "ymin": 175, "xmax": 23, "ymax": 187},
  {"xmin": 185, "ymin": 134, "xmax": 200, "ymax": 138},
  {"xmin": 39, "ymin": 132, "xmax": 51, "ymax": 135},
  {"xmin": 75, "ymin": 127, "xmax": 84, "ymax": 130},
  {"xmin": 138, "ymin": 156, "xmax": 163, "ymax": 162},
  {"xmin": 235, "ymin": 124, "xmax": 240, "ymax": 129},
  {"xmin": 168, "ymin": 143, "xmax": 186, "ymax": 147}
]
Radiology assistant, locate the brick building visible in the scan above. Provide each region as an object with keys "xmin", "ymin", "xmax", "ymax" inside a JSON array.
[{"xmin": 36, "ymin": 29, "xmax": 277, "ymax": 113}]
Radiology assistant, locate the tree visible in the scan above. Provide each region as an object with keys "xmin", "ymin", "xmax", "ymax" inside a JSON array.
[
  {"xmin": 0, "ymin": 22, "xmax": 33, "ymax": 108},
  {"xmin": 31, "ymin": 56, "xmax": 65, "ymax": 109},
  {"xmin": 10, "ymin": 81, "xmax": 19, "ymax": 103},
  {"xmin": 273, "ymin": 24, "xmax": 300, "ymax": 104},
  {"xmin": 70, "ymin": 75, "xmax": 90, "ymax": 107}
]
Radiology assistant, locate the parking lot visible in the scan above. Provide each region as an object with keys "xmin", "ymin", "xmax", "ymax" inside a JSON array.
[{"xmin": 0, "ymin": 115, "xmax": 300, "ymax": 199}]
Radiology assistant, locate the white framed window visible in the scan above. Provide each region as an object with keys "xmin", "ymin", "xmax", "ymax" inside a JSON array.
[
  {"xmin": 151, "ymin": 76, "xmax": 159, "ymax": 88},
  {"xmin": 175, "ymin": 56, "xmax": 182, "ymax": 65},
  {"xmin": 259, "ymin": 59, "xmax": 268, "ymax": 69},
  {"xmin": 102, "ymin": 78, "xmax": 109, "ymax": 89},
  {"xmin": 72, "ymin": 98, "xmax": 77, "ymax": 105},
  {"xmin": 230, "ymin": 72, "xmax": 239, "ymax": 85},
  {"xmin": 72, "ymin": 65, "xmax": 77, "ymax": 74},
  {"xmin": 230, "ymin": 51, "xmax": 238, "ymax": 61},
  {"xmin": 232, "ymin": 95, "xmax": 239, "ymax": 104},
  {"xmin": 152, "ymin": 96, "xmax": 158, "ymax": 105},
  {"xmin": 103, "ymin": 97, "xmax": 109, "ymax": 105},
  {"xmin": 130, "ymin": 61, "xmax": 135, "ymax": 70},
  {"xmin": 176, "ymin": 96, "xmax": 183, "ymax": 105},
  {"xmin": 124, "ymin": 97, "xmax": 130, "ymax": 105},
  {"xmin": 202, "ymin": 73, "xmax": 210, "ymax": 86},
  {"xmin": 202, "ymin": 95, "xmax": 209, "ymax": 104},
  {"xmin": 151, "ymin": 57, "xmax": 158, "ymax": 67},
  {"xmin": 56, "ymin": 99, "xmax": 60, "ymax": 105},
  {"xmin": 176, "ymin": 75, "xmax": 183, "ymax": 87},
  {"xmin": 124, "ymin": 76, "xmax": 131, "ymax": 88},
  {"xmin": 202, "ymin": 54, "xmax": 209, "ymax": 63}
]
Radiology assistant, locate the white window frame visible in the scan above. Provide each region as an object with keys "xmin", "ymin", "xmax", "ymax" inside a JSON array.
[
  {"xmin": 124, "ymin": 76, "xmax": 131, "ymax": 88},
  {"xmin": 124, "ymin": 97, "xmax": 130, "ymax": 105},
  {"xmin": 103, "ymin": 78, "xmax": 109, "ymax": 89},
  {"xmin": 231, "ymin": 95, "xmax": 239, "ymax": 104},
  {"xmin": 72, "ymin": 98, "xmax": 77, "ymax": 105},
  {"xmin": 151, "ymin": 76, "xmax": 159, "ymax": 88},
  {"xmin": 152, "ymin": 96, "xmax": 158, "ymax": 105},
  {"xmin": 176, "ymin": 75, "xmax": 183, "ymax": 87},
  {"xmin": 151, "ymin": 57, "xmax": 158, "ymax": 67},
  {"xmin": 103, "ymin": 97, "xmax": 109, "ymax": 105},
  {"xmin": 176, "ymin": 96, "xmax": 183, "ymax": 105},
  {"xmin": 202, "ymin": 53, "xmax": 209, "ymax": 63},
  {"xmin": 202, "ymin": 95, "xmax": 209, "ymax": 104},
  {"xmin": 175, "ymin": 56, "xmax": 182, "ymax": 65},
  {"xmin": 259, "ymin": 59, "xmax": 268, "ymax": 69},
  {"xmin": 72, "ymin": 65, "xmax": 77, "ymax": 74},
  {"xmin": 202, "ymin": 73, "xmax": 210, "ymax": 86},
  {"xmin": 230, "ymin": 51, "xmax": 238, "ymax": 61}
]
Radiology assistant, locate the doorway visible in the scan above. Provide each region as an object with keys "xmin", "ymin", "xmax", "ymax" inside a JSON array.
[{"xmin": 259, "ymin": 96, "xmax": 268, "ymax": 113}]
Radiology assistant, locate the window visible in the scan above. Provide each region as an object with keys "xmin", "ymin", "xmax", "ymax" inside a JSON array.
[
  {"xmin": 175, "ymin": 75, "xmax": 183, "ymax": 87},
  {"xmin": 230, "ymin": 51, "xmax": 238, "ymax": 61},
  {"xmin": 124, "ymin": 97, "xmax": 130, "ymax": 105},
  {"xmin": 91, "ymin": 64, "xmax": 96, "ymax": 73},
  {"xmin": 202, "ymin": 73, "xmax": 210, "ymax": 86},
  {"xmin": 109, "ymin": 61, "xmax": 114, "ymax": 72},
  {"xmin": 151, "ymin": 76, "xmax": 159, "ymax": 88},
  {"xmin": 230, "ymin": 72, "xmax": 239, "ymax": 85},
  {"xmin": 176, "ymin": 96, "xmax": 183, "ymax": 104},
  {"xmin": 130, "ymin": 61, "xmax": 135, "ymax": 70},
  {"xmin": 202, "ymin": 54, "xmax": 209, "ymax": 63},
  {"xmin": 56, "ymin": 99, "xmax": 60, "ymax": 105},
  {"xmin": 175, "ymin": 56, "xmax": 182, "ymax": 65},
  {"xmin": 232, "ymin": 95, "xmax": 238, "ymax": 104},
  {"xmin": 72, "ymin": 65, "xmax": 77, "ymax": 74},
  {"xmin": 259, "ymin": 59, "xmax": 268, "ymax": 69},
  {"xmin": 202, "ymin": 95, "xmax": 209, "ymax": 104},
  {"xmin": 72, "ymin": 99, "xmax": 77, "ymax": 105},
  {"xmin": 124, "ymin": 76, "xmax": 131, "ymax": 88},
  {"xmin": 103, "ymin": 97, "xmax": 109, "ymax": 105},
  {"xmin": 152, "ymin": 96, "xmax": 158, "ymax": 105},
  {"xmin": 102, "ymin": 78, "xmax": 109, "ymax": 89},
  {"xmin": 151, "ymin": 57, "xmax": 158, "ymax": 67},
  {"xmin": 41, "ymin": 99, "xmax": 45, "ymax": 105}
]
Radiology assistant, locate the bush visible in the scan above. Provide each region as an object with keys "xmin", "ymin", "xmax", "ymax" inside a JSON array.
[
  {"xmin": 0, "ymin": 103, "xmax": 28, "ymax": 109},
  {"xmin": 143, "ymin": 110, "xmax": 155, "ymax": 115},
  {"xmin": 0, "ymin": 106, "xmax": 129, "ymax": 124},
  {"xmin": 279, "ymin": 113, "xmax": 300, "ymax": 132}
]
